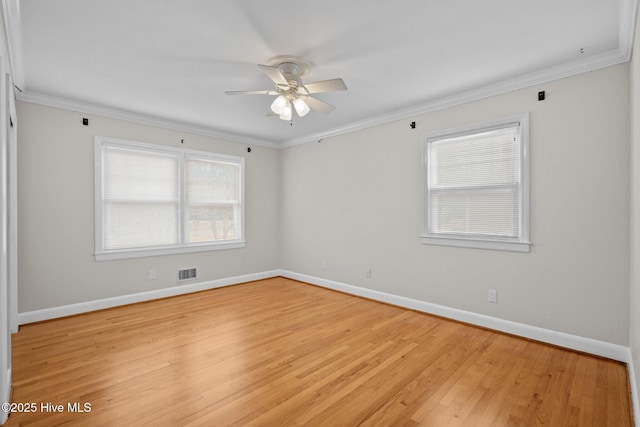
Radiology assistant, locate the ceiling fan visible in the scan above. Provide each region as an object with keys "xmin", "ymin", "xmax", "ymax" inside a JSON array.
[{"xmin": 225, "ymin": 56, "xmax": 347, "ymax": 121}]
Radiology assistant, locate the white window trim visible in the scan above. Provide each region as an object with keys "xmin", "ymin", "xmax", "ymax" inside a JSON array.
[
  {"xmin": 94, "ymin": 136, "xmax": 245, "ymax": 261},
  {"xmin": 421, "ymin": 114, "xmax": 531, "ymax": 253}
]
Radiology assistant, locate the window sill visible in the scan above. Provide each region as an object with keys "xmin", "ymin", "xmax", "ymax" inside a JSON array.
[
  {"xmin": 95, "ymin": 241, "xmax": 246, "ymax": 261},
  {"xmin": 421, "ymin": 236, "xmax": 530, "ymax": 253}
]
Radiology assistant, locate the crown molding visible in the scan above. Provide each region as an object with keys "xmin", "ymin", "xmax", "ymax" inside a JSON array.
[
  {"xmin": 16, "ymin": 47, "xmax": 631, "ymax": 151},
  {"xmin": 17, "ymin": 91, "xmax": 281, "ymax": 148},
  {"xmin": 620, "ymin": 0, "xmax": 639, "ymax": 60},
  {"xmin": 18, "ymin": 44, "xmax": 631, "ymax": 151},
  {"xmin": 11, "ymin": 0, "xmax": 637, "ymax": 150},
  {"xmin": 282, "ymin": 0, "xmax": 638, "ymax": 147},
  {"xmin": 1, "ymin": 0, "xmax": 24, "ymax": 90},
  {"xmin": 280, "ymin": 47, "xmax": 631, "ymax": 148}
]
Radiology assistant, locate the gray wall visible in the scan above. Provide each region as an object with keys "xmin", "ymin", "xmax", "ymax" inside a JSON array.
[
  {"xmin": 17, "ymin": 102, "xmax": 281, "ymax": 312},
  {"xmin": 281, "ymin": 64, "xmax": 630, "ymax": 345}
]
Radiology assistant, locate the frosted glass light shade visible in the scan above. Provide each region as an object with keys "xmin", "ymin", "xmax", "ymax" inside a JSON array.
[
  {"xmin": 279, "ymin": 101, "xmax": 292, "ymax": 121},
  {"xmin": 270, "ymin": 95, "xmax": 287, "ymax": 114},
  {"xmin": 293, "ymin": 98, "xmax": 310, "ymax": 117}
]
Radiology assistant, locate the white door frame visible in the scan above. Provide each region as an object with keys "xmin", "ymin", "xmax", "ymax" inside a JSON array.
[
  {"xmin": 7, "ymin": 76, "xmax": 16, "ymax": 335},
  {"xmin": 0, "ymin": 53, "xmax": 10, "ymax": 426}
]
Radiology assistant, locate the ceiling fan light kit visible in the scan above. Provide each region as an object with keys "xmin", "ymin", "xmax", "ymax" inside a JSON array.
[{"xmin": 225, "ymin": 55, "xmax": 347, "ymax": 122}]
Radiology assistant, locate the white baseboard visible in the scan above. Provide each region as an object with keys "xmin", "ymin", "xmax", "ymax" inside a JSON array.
[
  {"xmin": 17, "ymin": 270, "xmax": 281, "ymax": 325},
  {"xmin": 627, "ymin": 348, "xmax": 640, "ymax": 426},
  {"xmin": 13, "ymin": 269, "xmax": 637, "ymax": 423},
  {"xmin": 279, "ymin": 270, "xmax": 630, "ymax": 363},
  {"xmin": 19, "ymin": 268, "xmax": 632, "ymax": 363}
]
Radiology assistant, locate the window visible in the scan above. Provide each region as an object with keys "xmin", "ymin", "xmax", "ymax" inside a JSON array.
[
  {"xmin": 422, "ymin": 114, "xmax": 530, "ymax": 252},
  {"xmin": 94, "ymin": 136, "xmax": 244, "ymax": 261}
]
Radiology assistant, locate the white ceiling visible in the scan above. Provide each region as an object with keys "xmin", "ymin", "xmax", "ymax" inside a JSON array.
[{"xmin": 10, "ymin": 0, "xmax": 636, "ymax": 147}]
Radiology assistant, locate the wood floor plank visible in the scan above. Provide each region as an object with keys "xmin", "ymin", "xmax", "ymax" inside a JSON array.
[{"xmin": 5, "ymin": 277, "xmax": 633, "ymax": 426}]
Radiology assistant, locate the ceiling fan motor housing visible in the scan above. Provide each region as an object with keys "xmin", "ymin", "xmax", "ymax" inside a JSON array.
[{"xmin": 278, "ymin": 62, "xmax": 301, "ymax": 76}]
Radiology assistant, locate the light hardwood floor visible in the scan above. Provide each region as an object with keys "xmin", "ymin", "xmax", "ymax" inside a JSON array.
[{"xmin": 6, "ymin": 277, "xmax": 633, "ymax": 426}]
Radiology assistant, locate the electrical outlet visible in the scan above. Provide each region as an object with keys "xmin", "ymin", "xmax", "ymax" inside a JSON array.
[
  {"xmin": 365, "ymin": 268, "xmax": 372, "ymax": 278},
  {"xmin": 148, "ymin": 269, "xmax": 156, "ymax": 280},
  {"xmin": 321, "ymin": 260, "xmax": 327, "ymax": 271},
  {"xmin": 488, "ymin": 289, "xmax": 497, "ymax": 303}
]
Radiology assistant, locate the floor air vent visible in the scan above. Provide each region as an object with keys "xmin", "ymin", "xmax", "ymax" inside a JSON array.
[{"xmin": 178, "ymin": 267, "xmax": 197, "ymax": 282}]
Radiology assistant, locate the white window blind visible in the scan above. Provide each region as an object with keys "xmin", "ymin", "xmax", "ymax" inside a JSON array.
[
  {"xmin": 103, "ymin": 146, "xmax": 180, "ymax": 250},
  {"xmin": 185, "ymin": 156, "xmax": 241, "ymax": 243},
  {"xmin": 422, "ymin": 116, "xmax": 530, "ymax": 252},
  {"xmin": 95, "ymin": 137, "xmax": 245, "ymax": 261}
]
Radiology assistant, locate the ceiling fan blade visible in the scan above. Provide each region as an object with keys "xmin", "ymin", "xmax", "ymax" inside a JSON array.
[
  {"xmin": 303, "ymin": 78, "xmax": 347, "ymax": 94},
  {"xmin": 266, "ymin": 108, "xmax": 277, "ymax": 117},
  {"xmin": 257, "ymin": 64, "xmax": 290, "ymax": 87},
  {"xmin": 304, "ymin": 96, "xmax": 336, "ymax": 114},
  {"xmin": 225, "ymin": 90, "xmax": 278, "ymax": 95}
]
